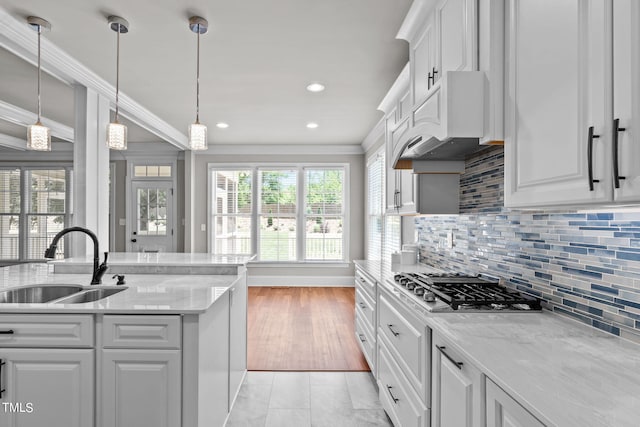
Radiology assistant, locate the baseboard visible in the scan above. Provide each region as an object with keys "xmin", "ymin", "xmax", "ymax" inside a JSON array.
[{"xmin": 248, "ymin": 275, "xmax": 355, "ymax": 287}]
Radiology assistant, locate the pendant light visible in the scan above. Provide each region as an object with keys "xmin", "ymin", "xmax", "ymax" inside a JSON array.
[
  {"xmin": 106, "ymin": 16, "xmax": 129, "ymax": 150},
  {"xmin": 188, "ymin": 16, "xmax": 208, "ymax": 151},
  {"xmin": 26, "ymin": 16, "xmax": 51, "ymax": 151}
]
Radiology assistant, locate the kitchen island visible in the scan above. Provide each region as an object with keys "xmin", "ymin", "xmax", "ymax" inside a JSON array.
[{"xmin": 0, "ymin": 260, "xmax": 248, "ymax": 427}]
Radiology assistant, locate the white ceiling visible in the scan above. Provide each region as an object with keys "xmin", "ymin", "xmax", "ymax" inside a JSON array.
[{"xmin": 0, "ymin": 0, "xmax": 412, "ymax": 146}]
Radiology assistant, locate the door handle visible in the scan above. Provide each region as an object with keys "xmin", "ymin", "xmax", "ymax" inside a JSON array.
[
  {"xmin": 587, "ymin": 126, "xmax": 600, "ymax": 191},
  {"xmin": 613, "ymin": 118, "xmax": 627, "ymax": 188},
  {"xmin": 131, "ymin": 239, "xmax": 137, "ymax": 243},
  {"xmin": 0, "ymin": 359, "xmax": 5, "ymax": 398}
]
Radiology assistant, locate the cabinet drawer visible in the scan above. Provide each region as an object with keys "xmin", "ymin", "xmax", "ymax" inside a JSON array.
[
  {"xmin": 355, "ymin": 268, "xmax": 376, "ymax": 299},
  {"xmin": 102, "ymin": 315, "xmax": 181, "ymax": 349},
  {"xmin": 0, "ymin": 314, "xmax": 94, "ymax": 348},
  {"xmin": 378, "ymin": 341, "xmax": 429, "ymax": 427},
  {"xmin": 355, "ymin": 289, "xmax": 375, "ymax": 331},
  {"xmin": 379, "ymin": 289, "xmax": 430, "ymax": 401},
  {"xmin": 355, "ymin": 315, "xmax": 375, "ymax": 372}
]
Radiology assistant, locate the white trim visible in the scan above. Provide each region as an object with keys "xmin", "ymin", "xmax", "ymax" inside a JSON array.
[
  {"xmin": 0, "ymin": 100, "xmax": 74, "ymax": 142},
  {"xmin": 126, "ymin": 158, "xmax": 179, "ymax": 252},
  {"xmin": 361, "ymin": 117, "xmax": 385, "ymax": 153},
  {"xmin": 0, "ymin": 9, "xmax": 187, "ymax": 150},
  {"xmin": 109, "ymin": 162, "xmax": 116, "ymax": 252},
  {"xmin": 377, "ymin": 62, "xmax": 411, "ymax": 114},
  {"xmin": 196, "ymin": 144, "xmax": 363, "ymax": 156},
  {"xmin": 0, "ymin": 133, "xmax": 26, "ymax": 150},
  {"xmin": 247, "ymin": 275, "xmax": 355, "ymax": 287}
]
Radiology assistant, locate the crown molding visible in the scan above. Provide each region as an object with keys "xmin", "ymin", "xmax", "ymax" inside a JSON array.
[
  {"xmin": 194, "ymin": 144, "xmax": 364, "ymax": 156},
  {"xmin": 396, "ymin": 0, "xmax": 434, "ymax": 42},
  {"xmin": 377, "ymin": 62, "xmax": 410, "ymax": 114},
  {"xmin": 0, "ymin": 8, "xmax": 188, "ymax": 150},
  {"xmin": 0, "ymin": 100, "xmax": 74, "ymax": 142},
  {"xmin": 361, "ymin": 117, "xmax": 385, "ymax": 153}
]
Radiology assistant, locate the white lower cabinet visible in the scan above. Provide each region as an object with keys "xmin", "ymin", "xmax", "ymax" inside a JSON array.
[
  {"xmin": 0, "ymin": 348, "xmax": 94, "ymax": 427},
  {"xmin": 431, "ymin": 331, "xmax": 484, "ymax": 427},
  {"xmin": 101, "ymin": 349, "xmax": 181, "ymax": 427},
  {"xmin": 378, "ymin": 341, "xmax": 430, "ymax": 427},
  {"xmin": 0, "ymin": 314, "xmax": 95, "ymax": 427},
  {"xmin": 486, "ymin": 379, "xmax": 545, "ymax": 427},
  {"xmin": 355, "ymin": 267, "xmax": 378, "ymax": 374}
]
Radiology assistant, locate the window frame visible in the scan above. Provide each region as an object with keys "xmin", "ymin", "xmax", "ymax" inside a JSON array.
[
  {"xmin": 0, "ymin": 164, "xmax": 72, "ymax": 262},
  {"xmin": 208, "ymin": 163, "xmax": 349, "ymax": 264}
]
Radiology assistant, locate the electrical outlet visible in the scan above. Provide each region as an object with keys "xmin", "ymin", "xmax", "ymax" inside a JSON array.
[
  {"xmin": 446, "ymin": 231, "xmax": 454, "ymax": 248},
  {"xmin": 201, "ymin": 224, "xmax": 206, "ymax": 232},
  {"xmin": 119, "ymin": 218, "xmax": 126, "ymax": 226}
]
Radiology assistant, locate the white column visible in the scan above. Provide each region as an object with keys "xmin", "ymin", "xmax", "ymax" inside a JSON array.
[
  {"xmin": 72, "ymin": 85, "xmax": 110, "ymax": 256},
  {"xmin": 184, "ymin": 150, "xmax": 195, "ymax": 252}
]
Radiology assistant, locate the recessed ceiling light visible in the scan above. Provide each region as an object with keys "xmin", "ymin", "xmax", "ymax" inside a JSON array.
[
  {"xmin": 216, "ymin": 122, "xmax": 229, "ymax": 129},
  {"xmin": 306, "ymin": 122, "xmax": 319, "ymax": 129},
  {"xmin": 306, "ymin": 83, "xmax": 325, "ymax": 93}
]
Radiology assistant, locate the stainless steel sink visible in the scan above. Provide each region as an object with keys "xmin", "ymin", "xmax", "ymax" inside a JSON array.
[
  {"xmin": 55, "ymin": 287, "xmax": 127, "ymax": 304},
  {"xmin": 0, "ymin": 285, "xmax": 84, "ymax": 303}
]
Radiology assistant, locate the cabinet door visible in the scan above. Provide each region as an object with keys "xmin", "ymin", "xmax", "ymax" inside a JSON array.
[
  {"xmin": 486, "ymin": 379, "xmax": 545, "ymax": 427},
  {"xmin": 101, "ymin": 349, "xmax": 181, "ymax": 427},
  {"xmin": 0, "ymin": 349, "xmax": 93, "ymax": 427},
  {"xmin": 412, "ymin": 14, "xmax": 436, "ymax": 108},
  {"xmin": 613, "ymin": 0, "xmax": 640, "ymax": 202},
  {"xmin": 229, "ymin": 275, "xmax": 247, "ymax": 408},
  {"xmin": 386, "ymin": 112, "xmax": 400, "ymax": 212},
  {"xmin": 431, "ymin": 334, "xmax": 483, "ymax": 427},
  {"xmin": 504, "ymin": 0, "xmax": 611, "ymax": 207},
  {"xmin": 398, "ymin": 171, "xmax": 418, "ymax": 214},
  {"xmin": 436, "ymin": 0, "xmax": 477, "ymax": 77}
]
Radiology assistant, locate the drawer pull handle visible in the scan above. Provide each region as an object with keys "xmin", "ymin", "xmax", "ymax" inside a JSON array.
[
  {"xmin": 436, "ymin": 345, "xmax": 463, "ymax": 370},
  {"xmin": 613, "ymin": 118, "xmax": 627, "ymax": 188},
  {"xmin": 358, "ymin": 302, "xmax": 367, "ymax": 309},
  {"xmin": 0, "ymin": 359, "xmax": 5, "ymax": 398},
  {"xmin": 0, "ymin": 330, "xmax": 14, "ymax": 335},
  {"xmin": 387, "ymin": 324, "xmax": 400, "ymax": 337},
  {"xmin": 386, "ymin": 385, "xmax": 400, "ymax": 404},
  {"xmin": 358, "ymin": 334, "xmax": 366, "ymax": 343},
  {"xmin": 587, "ymin": 126, "xmax": 600, "ymax": 191}
]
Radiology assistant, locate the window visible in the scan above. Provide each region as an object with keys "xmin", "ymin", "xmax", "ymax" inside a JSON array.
[
  {"xmin": 259, "ymin": 169, "xmax": 297, "ymax": 261},
  {"xmin": 134, "ymin": 165, "xmax": 172, "ymax": 177},
  {"xmin": 0, "ymin": 169, "xmax": 20, "ymax": 260},
  {"xmin": 304, "ymin": 168, "xmax": 344, "ymax": 261},
  {"xmin": 212, "ymin": 170, "xmax": 252, "ymax": 255},
  {"xmin": 210, "ymin": 164, "xmax": 348, "ymax": 262},
  {"xmin": 0, "ymin": 167, "xmax": 70, "ymax": 261},
  {"xmin": 367, "ymin": 151, "xmax": 384, "ymax": 260}
]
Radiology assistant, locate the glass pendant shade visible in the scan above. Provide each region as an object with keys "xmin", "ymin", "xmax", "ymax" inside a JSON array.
[
  {"xmin": 106, "ymin": 122, "xmax": 127, "ymax": 150},
  {"xmin": 188, "ymin": 122, "xmax": 208, "ymax": 150},
  {"xmin": 27, "ymin": 122, "xmax": 51, "ymax": 151}
]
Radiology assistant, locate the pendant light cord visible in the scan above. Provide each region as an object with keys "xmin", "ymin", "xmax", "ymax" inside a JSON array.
[
  {"xmin": 196, "ymin": 25, "xmax": 200, "ymax": 123},
  {"xmin": 36, "ymin": 26, "xmax": 42, "ymax": 122},
  {"xmin": 115, "ymin": 29, "xmax": 120, "ymax": 122}
]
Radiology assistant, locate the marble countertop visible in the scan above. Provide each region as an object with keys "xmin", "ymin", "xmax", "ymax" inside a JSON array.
[
  {"xmin": 0, "ymin": 263, "xmax": 238, "ymax": 314},
  {"xmin": 50, "ymin": 252, "xmax": 255, "ymax": 267},
  {"xmin": 356, "ymin": 260, "xmax": 640, "ymax": 427}
]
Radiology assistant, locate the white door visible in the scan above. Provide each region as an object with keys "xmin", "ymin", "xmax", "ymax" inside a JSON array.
[
  {"xmin": 0, "ymin": 349, "xmax": 94, "ymax": 427},
  {"xmin": 612, "ymin": 0, "xmax": 640, "ymax": 202},
  {"xmin": 101, "ymin": 349, "xmax": 181, "ymax": 427},
  {"xmin": 504, "ymin": 0, "xmax": 611, "ymax": 207},
  {"xmin": 130, "ymin": 181, "xmax": 174, "ymax": 252},
  {"xmin": 486, "ymin": 379, "xmax": 545, "ymax": 427}
]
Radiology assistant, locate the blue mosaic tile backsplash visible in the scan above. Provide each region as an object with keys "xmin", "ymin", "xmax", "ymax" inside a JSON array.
[{"xmin": 415, "ymin": 146, "xmax": 640, "ymax": 342}]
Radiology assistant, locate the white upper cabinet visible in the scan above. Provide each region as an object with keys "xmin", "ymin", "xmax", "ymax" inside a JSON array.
[
  {"xmin": 505, "ymin": 0, "xmax": 640, "ymax": 208},
  {"xmin": 412, "ymin": 14, "xmax": 437, "ymax": 108},
  {"xmin": 612, "ymin": 0, "xmax": 640, "ymax": 202},
  {"xmin": 436, "ymin": 0, "xmax": 477, "ymax": 75}
]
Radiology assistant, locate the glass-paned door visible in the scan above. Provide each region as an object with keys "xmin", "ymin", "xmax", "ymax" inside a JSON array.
[{"xmin": 130, "ymin": 181, "xmax": 174, "ymax": 252}]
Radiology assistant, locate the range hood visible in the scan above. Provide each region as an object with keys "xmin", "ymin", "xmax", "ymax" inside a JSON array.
[{"xmin": 392, "ymin": 71, "xmax": 485, "ymax": 169}]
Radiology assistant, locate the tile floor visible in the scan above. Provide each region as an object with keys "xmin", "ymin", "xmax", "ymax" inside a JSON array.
[{"xmin": 225, "ymin": 371, "xmax": 394, "ymax": 427}]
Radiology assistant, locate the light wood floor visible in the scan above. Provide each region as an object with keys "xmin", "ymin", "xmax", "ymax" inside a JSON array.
[{"xmin": 247, "ymin": 287, "xmax": 370, "ymax": 371}]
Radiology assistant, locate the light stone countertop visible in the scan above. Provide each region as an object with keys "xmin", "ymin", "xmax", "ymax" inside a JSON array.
[
  {"xmin": 355, "ymin": 260, "xmax": 640, "ymax": 427},
  {"xmin": 0, "ymin": 263, "xmax": 238, "ymax": 314},
  {"xmin": 49, "ymin": 252, "xmax": 255, "ymax": 275}
]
